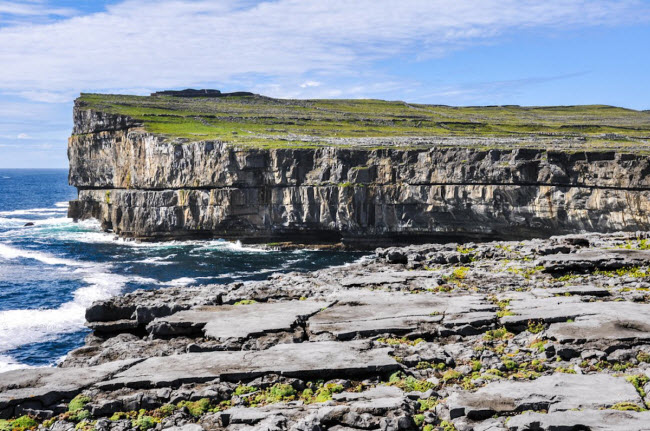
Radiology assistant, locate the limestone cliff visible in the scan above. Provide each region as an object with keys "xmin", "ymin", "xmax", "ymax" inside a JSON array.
[{"xmin": 67, "ymin": 93, "xmax": 650, "ymax": 244}]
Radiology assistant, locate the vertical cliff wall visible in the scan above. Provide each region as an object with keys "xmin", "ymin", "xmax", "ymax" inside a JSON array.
[{"xmin": 68, "ymin": 98, "xmax": 650, "ymax": 245}]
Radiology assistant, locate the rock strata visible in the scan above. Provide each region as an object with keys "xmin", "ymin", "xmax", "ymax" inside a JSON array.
[
  {"xmin": 67, "ymin": 94, "xmax": 650, "ymax": 243},
  {"xmin": 3, "ymin": 231, "xmax": 650, "ymax": 430}
]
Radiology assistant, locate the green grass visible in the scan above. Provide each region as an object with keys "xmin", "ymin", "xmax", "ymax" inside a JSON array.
[{"xmin": 75, "ymin": 92, "xmax": 650, "ymax": 150}]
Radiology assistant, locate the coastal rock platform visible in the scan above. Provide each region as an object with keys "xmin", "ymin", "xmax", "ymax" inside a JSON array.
[{"xmin": 3, "ymin": 231, "xmax": 650, "ymax": 431}]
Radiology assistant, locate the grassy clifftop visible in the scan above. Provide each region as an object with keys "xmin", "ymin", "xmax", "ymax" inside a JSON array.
[{"xmin": 77, "ymin": 92, "xmax": 650, "ymax": 150}]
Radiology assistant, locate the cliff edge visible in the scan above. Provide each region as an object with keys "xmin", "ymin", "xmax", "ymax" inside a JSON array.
[{"xmin": 67, "ymin": 91, "xmax": 650, "ymax": 244}]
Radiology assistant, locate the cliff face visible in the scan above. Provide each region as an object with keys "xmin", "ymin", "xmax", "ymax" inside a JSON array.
[{"xmin": 68, "ymin": 100, "xmax": 650, "ymax": 245}]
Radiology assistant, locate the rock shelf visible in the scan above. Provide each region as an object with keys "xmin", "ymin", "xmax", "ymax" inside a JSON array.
[{"xmin": 3, "ymin": 231, "xmax": 650, "ymax": 430}]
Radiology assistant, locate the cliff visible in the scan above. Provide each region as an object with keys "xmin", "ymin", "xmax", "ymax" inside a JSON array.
[{"xmin": 67, "ymin": 91, "xmax": 650, "ymax": 244}]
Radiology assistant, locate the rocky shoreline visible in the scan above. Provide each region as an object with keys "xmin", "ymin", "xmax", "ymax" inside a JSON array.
[{"xmin": 3, "ymin": 231, "xmax": 650, "ymax": 430}]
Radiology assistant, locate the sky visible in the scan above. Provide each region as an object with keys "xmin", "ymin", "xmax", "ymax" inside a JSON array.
[{"xmin": 0, "ymin": 0, "xmax": 649, "ymax": 168}]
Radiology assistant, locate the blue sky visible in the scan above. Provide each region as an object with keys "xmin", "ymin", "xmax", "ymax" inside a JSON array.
[{"xmin": 0, "ymin": 0, "xmax": 649, "ymax": 168}]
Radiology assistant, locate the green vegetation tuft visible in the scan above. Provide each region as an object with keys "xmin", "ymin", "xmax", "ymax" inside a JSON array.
[
  {"xmin": 376, "ymin": 337, "xmax": 424, "ymax": 346},
  {"xmin": 610, "ymin": 402, "xmax": 645, "ymax": 412},
  {"xmin": 7, "ymin": 417, "xmax": 38, "ymax": 431},
  {"xmin": 233, "ymin": 299, "xmax": 258, "ymax": 305},
  {"xmin": 68, "ymin": 394, "xmax": 92, "ymax": 413},
  {"xmin": 527, "ymin": 320, "xmax": 546, "ymax": 334},
  {"xmin": 388, "ymin": 371, "xmax": 436, "ymax": 392},
  {"xmin": 235, "ymin": 385, "xmax": 258, "ymax": 396},
  {"xmin": 177, "ymin": 398, "xmax": 211, "ymax": 417},
  {"xmin": 484, "ymin": 327, "xmax": 513, "ymax": 341},
  {"xmin": 595, "ymin": 266, "xmax": 649, "ymax": 278}
]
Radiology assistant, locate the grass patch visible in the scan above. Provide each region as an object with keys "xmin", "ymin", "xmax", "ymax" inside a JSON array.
[
  {"xmin": 376, "ymin": 337, "xmax": 424, "ymax": 346},
  {"xmin": 76, "ymin": 93, "xmax": 650, "ymax": 150},
  {"xmin": 484, "ymin": 327, "xmax": 513, "ymax": 341}
]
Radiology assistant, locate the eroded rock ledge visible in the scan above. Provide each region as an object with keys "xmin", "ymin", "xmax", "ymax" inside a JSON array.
[
  {"xmin": 67, "ymin": 98, "xmax": 650, "ymax": 243},
  {"xmin": 3, "ymin": 231, "xmax": 650, "ymax": 431}
]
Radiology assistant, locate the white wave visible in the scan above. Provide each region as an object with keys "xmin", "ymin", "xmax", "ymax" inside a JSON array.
[
  {"xmin": 54, "ymin": 201, "xmax": 69, "ymax": 208},
  {"xmin": 0, "ymin": 355, "xmax": 32, "ymax": 372},
  {"xmin": 191, "ymin": 239, "xmax": 270, "ymax": 254},
  {"xmin": 0, "ymin": 217, "xmax": 71, "ymax": 231},
  {"xmin": 0, "ymin": 243, "xmax": 86, "ymax": 266},
  {"xmin": 166, "ymin": 277, "xmax": 198, "ymax": 286},
  {"xmin": 0, "ymin": 216, "xmax": 33, "ymax": 227},
  {"xmin": 0, "ymin": 207, "xmax": 66, "ymax": 216},
  {"xmin": 0, "ymin": 268, "xmax": 157, "ymax": 355},
  {"xmin": 133, "ymin": 256, "xmax": 174, "ymax": 265}
]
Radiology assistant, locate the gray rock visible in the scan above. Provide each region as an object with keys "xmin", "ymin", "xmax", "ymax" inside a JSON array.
[
  {"xmin": 506, "ymin": 409, "xmax": 650, "ymax": 431},
  {"xmin": 308, "ymin": 291, "xmax": 494, "ymax": 340},
  {"xmin": 538, "ymin": 249, "xmax": 650, "ymax": 273},
  {"xmin": 0, "ymin": 359, "xmax": 138, "ymax": 417},
  {"xmin": 148, "ymin": 300, "xmax": 330, "ymax": 340},
  {"xmin": 446, "ymin": 374, "xmax": 641, "ymax": 420},
  {"xmin": 162, "ymin": 425, "xmax": 204, "ymax": 431},
  {"xmin": 96, "ymin": 341, "xmax": 399, "ymax": 390}
]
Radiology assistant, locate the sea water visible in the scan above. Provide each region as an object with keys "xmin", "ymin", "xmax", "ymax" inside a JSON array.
[{"xmin": 0, "ymin": 169, "xmax": 364, "ymax": 371}]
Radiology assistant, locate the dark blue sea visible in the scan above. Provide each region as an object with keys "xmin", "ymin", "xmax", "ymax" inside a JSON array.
[{"xmin": 0, "ymin": 169, "xmax": 364, "ymax": 371}]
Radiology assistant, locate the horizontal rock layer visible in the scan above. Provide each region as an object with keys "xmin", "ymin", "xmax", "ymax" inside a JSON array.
[{"xmin": 68, "ymin": 107, "xmax": 650, "ymax": 241}]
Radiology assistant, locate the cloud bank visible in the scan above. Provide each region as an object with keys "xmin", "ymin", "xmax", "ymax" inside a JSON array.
[{"xmin": 0, "ymin": 0, "xmax": 648, "ymax": 100}]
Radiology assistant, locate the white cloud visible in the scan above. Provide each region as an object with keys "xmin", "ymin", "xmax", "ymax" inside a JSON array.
[
  {"xmin": 0, "ymin": 0, "xmax": 647, "ymax": 101},
  {"xmin": 0, "ymin": 1, "xmax": 76, "ymax": 17},
  {"xmin": 300, "ymin": 81, "xmax": 321, "ymax": 88},
  {"xmin": 16, "ymin": 132, "xmax": 30, "ymax": 139}
]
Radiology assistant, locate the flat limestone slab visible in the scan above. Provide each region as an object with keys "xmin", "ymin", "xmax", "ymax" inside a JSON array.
[
  {"xmin": 340, "ymin": 271, "xmax": 436, "ymax": 287},
  {"xmin": 502, "ymin": 297, "xmax": 650, "ymax": 346},
  {"xmin": 97, "ymin": 341, "xmax": 400, "ymax": 390},
  {"xmin": 0, "ymin": 359, "xmax": 138, "ymax": 414},
  {"xmin": 538, "ymin": 249, "xmax": 650, "ymax": 273},
  {"xmin": 147, "ymin": 300, "xmax": 330, "ymax": 339},
  {"xmin": 447, "ymin": 374, "xmax": 641, "ymax": 420},
  {"xmin": 308, "ymin": 291, "xmax": 495, "ymax": 339},
  {"xmin": 507, "ymin": 410, "xmax": 650, "ymax": 431},
  {"xmin": 218, "ymin": 385, "xmax": 407, "ymax": 426},
  {"xmin": 538, "ymin": 285, "xmax": 610, "ymax": 297}
]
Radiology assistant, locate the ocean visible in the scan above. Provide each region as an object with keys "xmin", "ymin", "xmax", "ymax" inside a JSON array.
[{"xmin": 0, "ymin": 169, "xmax": 364, "ymax": 372}]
